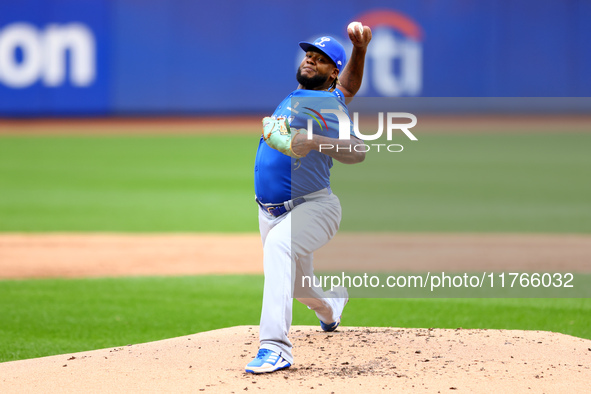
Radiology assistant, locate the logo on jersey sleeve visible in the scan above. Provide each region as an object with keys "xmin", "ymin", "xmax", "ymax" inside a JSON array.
[{"xmin": 303, "ymin": 107, "xmax": 328, "ymax": 131}]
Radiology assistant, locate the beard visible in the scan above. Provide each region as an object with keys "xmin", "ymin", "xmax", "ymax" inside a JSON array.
[{"xmin": 296, "ymin": 67, "xmax": 329, "ymax": 90}]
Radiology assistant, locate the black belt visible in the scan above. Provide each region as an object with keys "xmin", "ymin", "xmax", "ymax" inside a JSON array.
[{"xmin": 256, "ymin": 196, "xmax": 306, "ymax": 217}]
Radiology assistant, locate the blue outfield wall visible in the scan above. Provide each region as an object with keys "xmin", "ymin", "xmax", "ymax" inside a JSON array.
[{"xmin": 0, "ymin": 0, "xmax": 590, "ymax": 116}]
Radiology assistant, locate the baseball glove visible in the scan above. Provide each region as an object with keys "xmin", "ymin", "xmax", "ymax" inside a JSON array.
[{"xmin": 262, "ymin": 116, "xmax": 305, "ymax": 158}]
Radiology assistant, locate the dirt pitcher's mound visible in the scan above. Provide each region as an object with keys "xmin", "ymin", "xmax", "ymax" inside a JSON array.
[{"xmin": 1, "ymin": 326, "xmax": 589, "ymax": 393}]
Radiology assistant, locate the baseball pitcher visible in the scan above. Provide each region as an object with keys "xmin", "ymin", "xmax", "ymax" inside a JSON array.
[{"xmin": 246, "ymin": 23, "xmax": 372, "ymax": 374}]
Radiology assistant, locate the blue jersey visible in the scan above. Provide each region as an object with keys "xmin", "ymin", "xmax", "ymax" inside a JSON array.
[{"xmin": 254, "ymin": 88, "xmax": 351, "ymax": 204}]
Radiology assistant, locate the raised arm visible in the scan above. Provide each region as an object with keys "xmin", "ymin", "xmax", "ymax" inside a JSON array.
[{"xmin": 338, "ymin": 23, "xmax": 372, "ymax": 104}]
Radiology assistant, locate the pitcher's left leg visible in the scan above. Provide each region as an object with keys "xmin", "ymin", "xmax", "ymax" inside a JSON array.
[{"xmin": 291, "ymin": 193, "xmax": 348, "ymax": 330}]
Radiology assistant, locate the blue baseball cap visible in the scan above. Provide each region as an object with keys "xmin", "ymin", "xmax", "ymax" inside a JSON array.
[{"xmin": 299, "ymin": 36, "xmax": 347, "ymax": 72}]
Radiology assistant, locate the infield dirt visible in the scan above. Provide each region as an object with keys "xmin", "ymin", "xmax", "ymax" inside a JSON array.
[{"xmin": 1, "ymin": 233, "xmax": 589, "ymax": 279}]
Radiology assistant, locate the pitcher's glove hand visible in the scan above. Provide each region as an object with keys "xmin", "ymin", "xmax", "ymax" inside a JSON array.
[{"xmin": 262, "ymin": 117, "xmax": 307, "ymax": 158}]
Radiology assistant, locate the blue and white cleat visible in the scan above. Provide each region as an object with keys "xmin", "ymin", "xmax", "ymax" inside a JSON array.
[
  {"xmin": 320, "ymin": 286, "xmax": 349, "ymax": 332},
  {"xmin": 245, "ymin": 349, "xmax": 291, "ymax": 374},
  {"xmin": 320, "ymin": 317, "xmax": 341, "ymax": 332}
]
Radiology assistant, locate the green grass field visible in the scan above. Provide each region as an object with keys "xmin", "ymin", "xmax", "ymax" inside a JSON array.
[
  {"xmin": 332, "ymin": 132, "xmax": 591, "ymax": 232},
  {"xmin": 0, "ymin": 130, "xmax": 590, "ymax": 363},
  {"xmin": 0, "ymin": 135, "xmax": 257, "ymax": 232},
  {"xmin": 1, "ymin": 276, "xmax": 589, "ymax": 363},
  {"xmin": 1, "ymin": 133, "xmax": 589, "ymax": 232}
]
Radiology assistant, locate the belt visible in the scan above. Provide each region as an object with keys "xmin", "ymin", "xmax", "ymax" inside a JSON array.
[
  {"xmin": 256, "ymin": 196, "xmax": 306, "ymax": 217},
  {"xmin": 256, "ymin": 187, "xmax": 332, "ymax": 217}
]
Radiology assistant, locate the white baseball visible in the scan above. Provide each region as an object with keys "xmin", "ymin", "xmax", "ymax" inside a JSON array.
[{"xmin": 347, "ymin": 21, "xmax": 364, "ymax": 36}]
